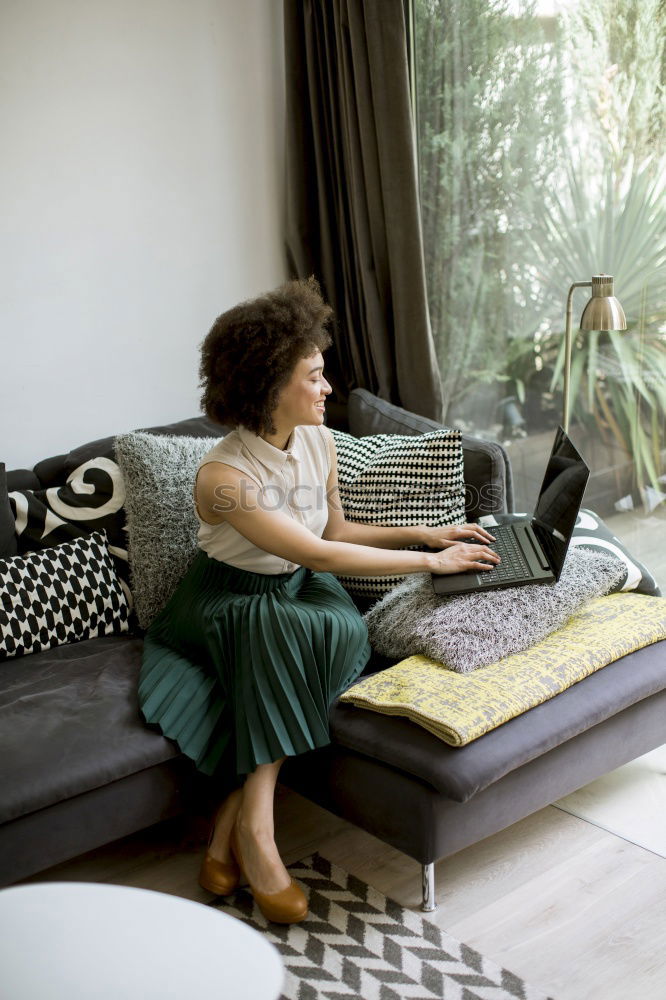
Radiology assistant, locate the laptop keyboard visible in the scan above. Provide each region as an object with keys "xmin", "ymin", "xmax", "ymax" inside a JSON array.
[{"xmin": 475, "ymin": 524, "xmax": 531, "ymax": 585}]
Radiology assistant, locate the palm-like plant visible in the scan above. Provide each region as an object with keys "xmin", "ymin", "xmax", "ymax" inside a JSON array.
[{"xmin": 514, "ymin": 154, "xmax": 666, "ymax": 496}]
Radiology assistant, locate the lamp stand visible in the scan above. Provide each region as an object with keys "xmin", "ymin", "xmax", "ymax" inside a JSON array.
[{"xmin": 563, "ymin": 281, "xmax": 592, "ymax": 434}]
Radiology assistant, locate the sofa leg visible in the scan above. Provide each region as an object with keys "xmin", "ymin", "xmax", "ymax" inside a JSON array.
[{"xmin": 421, "ymin": 863, "xmax": 436, "ymax": 912}]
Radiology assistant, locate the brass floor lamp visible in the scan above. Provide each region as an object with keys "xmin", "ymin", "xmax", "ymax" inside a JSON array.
[{"xmin": 562, "ymin": 274, "xmax": 626, "ymax": 433}]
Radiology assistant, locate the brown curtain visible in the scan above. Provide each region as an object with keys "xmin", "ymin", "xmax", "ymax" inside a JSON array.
[{"xmin": 284, "ymin": 0, "xmax": 444, "ymax": 422}]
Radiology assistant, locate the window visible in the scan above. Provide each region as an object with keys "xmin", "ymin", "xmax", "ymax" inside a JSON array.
[{"xmin": 414, "ymin": 0, "xmax": 666, "ymax": 587}]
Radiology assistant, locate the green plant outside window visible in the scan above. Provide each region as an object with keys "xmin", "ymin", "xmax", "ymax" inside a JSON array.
[{"xmin": 414, "ymin": 0, "xmax": 666, "ymax": 520}]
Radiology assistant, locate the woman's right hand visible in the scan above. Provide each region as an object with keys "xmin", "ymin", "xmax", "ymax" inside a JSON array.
[{"xmin": 429, "ymin": 542, "xmax": 501, "ymax": 575}]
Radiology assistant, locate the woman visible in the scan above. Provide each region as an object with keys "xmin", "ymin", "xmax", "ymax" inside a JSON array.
[{"xmin": 139, "ymin": 277, "xmax": 498, "ymax": 925}]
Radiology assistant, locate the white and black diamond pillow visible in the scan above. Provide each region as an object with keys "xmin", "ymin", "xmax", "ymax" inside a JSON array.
[
  {"xmin": 0, "ymin": 530, "xmax": 130, "ymax": 660},
  {"xmin": 331, "ymin": 429, "xmax": 466, "ymax": 600}
]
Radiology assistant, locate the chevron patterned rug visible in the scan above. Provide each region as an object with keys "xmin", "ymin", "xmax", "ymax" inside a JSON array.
[{"xmin": 212, "ymin": 853, "xmax": 556, "ymax": 1000}]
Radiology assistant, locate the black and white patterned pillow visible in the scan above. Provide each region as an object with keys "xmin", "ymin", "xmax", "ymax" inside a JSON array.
[
  {"xmin": 569, "ymin": 508, "xmax": 661, "ymax": 596},
  {"xmin": 8, "ymin": 450, "xmax": 129, "ymax": 603},
  {"xmin": 331, "ymin": 429, "xmax": 466, "ymax": 600},
  {"xmin": 0, "ymin": 531, "xmax": 130, "ymax": 660}
]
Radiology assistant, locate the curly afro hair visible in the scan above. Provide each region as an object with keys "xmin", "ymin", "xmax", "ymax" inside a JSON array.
[{"xmin": 199, "ymin": 276, "xmax": 334, "ymax": 437}]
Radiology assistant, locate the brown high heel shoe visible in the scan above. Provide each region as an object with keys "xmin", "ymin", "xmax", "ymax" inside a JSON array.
[
  {"xmin": 230, "ymin": 825, "xmax": 308, "ymax": 925},
  {"xmin": 198, "ymin": 800, "xmax": 241, "ymax": 896}
]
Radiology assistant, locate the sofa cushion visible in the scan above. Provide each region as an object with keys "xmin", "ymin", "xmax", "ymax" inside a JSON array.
[
  {"xmin": 139, "ymin": 415, "xmax": 226, "ymax": 438},
  {"xmin": 114, "ymin": 432, "xmax": 219, "ymax": 629},
  {"xmin": 0, "ymin": 532, "xmax": 131, "ymax": 661},
  {"xmin": 330, "ymin": 639, "xmax": 666, "ymax": 802},
  {"xmin": 346, "ymin": 594, "xmax": 666, "ymax": 747},
  {"xmin": 348, "ymin": 388, "xmax": 446, "ymax": 438},
  {"xmin": 9, "ymin": 444, "xmax": 129, "ymax": 591},
  {"xmin": 0, "ymin": 635, "xmax": 181, "ymax": 824},
  {"xmin": 347, "ymin": 388, "xmax": 513, "ymax": 517},
  {"xmin": 28, "ymin": 416, "xmax": 224, "ymax": 488},
  {"xmin": 569, "ymin": 509, "xmax": 661, "ymax": 596},
  {"xmin": 0, "ymin": 465, "xmax": 17, "ymax": 559},
  {"xmin": 330, "ymin": 428, "xmax": 466, "ymax": 600}
]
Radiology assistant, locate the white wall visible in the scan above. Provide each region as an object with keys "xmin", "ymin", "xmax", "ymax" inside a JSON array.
[{"xmin": 0, "ymin": 0, "xmax": 286, "ymax": 469}]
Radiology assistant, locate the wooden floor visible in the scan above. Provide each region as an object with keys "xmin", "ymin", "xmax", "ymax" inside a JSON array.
[{"xmin": 19, "ymin": 782, "xmax": 666, "ymax": 1000}]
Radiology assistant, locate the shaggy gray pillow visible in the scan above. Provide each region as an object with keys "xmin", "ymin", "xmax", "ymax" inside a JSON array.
[
  {"xmin": 114, "ymin": 432, "xmax": 219, "ymax": 629},
  {"xmin": 364, "ymin": 547, "xmax": 625, "ymax": 673}
]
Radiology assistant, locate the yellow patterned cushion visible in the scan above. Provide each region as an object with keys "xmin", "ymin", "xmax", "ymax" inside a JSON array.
[{"xmin": 340, "ymin": 593, "xmax": 666, "ymax": 746}]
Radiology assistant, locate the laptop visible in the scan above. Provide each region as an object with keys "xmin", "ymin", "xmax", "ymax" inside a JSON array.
[{"xmin": 432, "ymin": 426, "xmax": 590, "ymax": 597}]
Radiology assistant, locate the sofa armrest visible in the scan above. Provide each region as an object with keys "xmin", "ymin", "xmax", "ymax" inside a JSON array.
[{"xmin": 346, "ymin": 389, "xmax": 513, "ymax": 517}]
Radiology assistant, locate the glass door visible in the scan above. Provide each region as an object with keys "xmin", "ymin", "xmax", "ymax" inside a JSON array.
[{"xmin": 414, "ymin": 0, "xmax": 666, "ymax": 588}]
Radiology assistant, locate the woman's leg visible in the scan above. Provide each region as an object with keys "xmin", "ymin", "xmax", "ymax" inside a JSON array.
[
  {"xmin": 207, "ymin": 786, "xmax": 243, "ymax": 864},
  {"xmin": 234, "ymin": 757, "xmax": 292, "ymax": 895},
  {"xmin": 207, "ymin": 758, "xmax": 292, "ymax": 895}
]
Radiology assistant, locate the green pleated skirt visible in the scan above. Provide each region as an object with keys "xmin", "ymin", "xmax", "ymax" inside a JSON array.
[{"xmin": 138, "ymin": 551, "xmax": 371, "ymax": 779}]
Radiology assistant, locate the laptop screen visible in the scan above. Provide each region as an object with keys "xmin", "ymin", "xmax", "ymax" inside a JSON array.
[{"xmin": 531, "ymin": 426, "xmax": 590, "ymax": 580}]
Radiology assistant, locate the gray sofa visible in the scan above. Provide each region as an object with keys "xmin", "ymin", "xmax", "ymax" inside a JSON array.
[{"xmin": 2, "ymin": 390, "xmax": 664, "ymax": 911}]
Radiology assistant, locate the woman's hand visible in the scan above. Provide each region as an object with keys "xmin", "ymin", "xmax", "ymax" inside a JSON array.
[
  {"xmin": 419, "ymin": 523, "xmax": 496, "ymax": 549},
  {"xmin": 429, "ymin": 541, "xmax": 501, "ymax": 575}
]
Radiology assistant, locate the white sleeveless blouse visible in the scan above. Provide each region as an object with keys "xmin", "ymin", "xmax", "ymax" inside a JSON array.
[{"xmin": 195, "ymin": 423, "xmax": 332, "ymax": 574}]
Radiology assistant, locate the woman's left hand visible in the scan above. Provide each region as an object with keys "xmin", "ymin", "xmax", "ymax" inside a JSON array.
[{"xmin": 419, "ymin": 523, "xmax": 496, "ymax": 550}]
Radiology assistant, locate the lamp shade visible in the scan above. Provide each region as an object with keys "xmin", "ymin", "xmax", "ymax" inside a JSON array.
[{"xmin": 579, "ymin": 274, "xmax": 627, "ymax": 331}]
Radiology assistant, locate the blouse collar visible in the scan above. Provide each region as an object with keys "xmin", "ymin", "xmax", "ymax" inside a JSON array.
[{"xmin": 237, "ymin": 424, "xmax": 303, "ymax": 472}]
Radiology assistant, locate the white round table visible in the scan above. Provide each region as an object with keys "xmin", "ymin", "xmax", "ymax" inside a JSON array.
[{"xmin": 0, "ymin": 881, "xmax": 284, "ymax": 999}]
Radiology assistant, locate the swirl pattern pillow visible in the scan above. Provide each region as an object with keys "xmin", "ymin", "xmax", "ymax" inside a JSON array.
[
  {"xmin": 8, "ymin": 443, "xmax": 128, "ymax": 599},
  {"xmin": 569, "ymin": 508, "xmax": 661, "ymax": 596}
]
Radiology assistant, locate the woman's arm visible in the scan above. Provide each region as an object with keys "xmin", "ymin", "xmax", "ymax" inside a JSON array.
[
  {"xmin": 320, "ymin": 426, "xmax": 495, "ymax": 550},
  {"xmin": 195, "ymin": 461, "xmax": 499, "ymax": 577}
]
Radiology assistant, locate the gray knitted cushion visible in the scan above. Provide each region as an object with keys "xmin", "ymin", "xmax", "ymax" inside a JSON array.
[
  {"xmin": 114, "ymin": 432, "xmax": 218, "ymax": 628},
  {"xmin": 364, "ymin": 547, "xmax": 625, "ymax": 673}
]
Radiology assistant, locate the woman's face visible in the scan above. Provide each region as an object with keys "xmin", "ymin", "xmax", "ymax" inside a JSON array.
[{"xmin": 272, "ymin": 351, "xmax": 332, "ymax": 429}]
